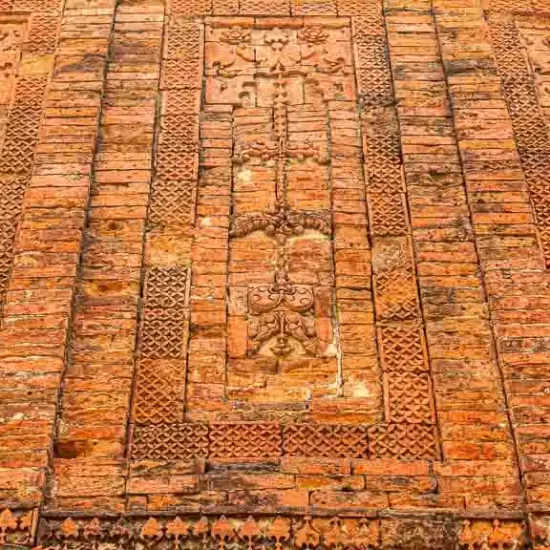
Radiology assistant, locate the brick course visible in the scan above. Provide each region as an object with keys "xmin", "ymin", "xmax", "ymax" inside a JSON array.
[{"xmin": 0, "ymin": 0, "xmax": 550, "ymax": 547}]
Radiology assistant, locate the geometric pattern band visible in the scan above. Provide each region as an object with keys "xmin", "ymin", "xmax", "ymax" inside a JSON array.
[
  {"xmin": 131, "ymin": 422, "xmax": 439, "ymax": 460},
  {"xmin": 489, "ymin": 15, "xmax": 550, "ymax": 267}
]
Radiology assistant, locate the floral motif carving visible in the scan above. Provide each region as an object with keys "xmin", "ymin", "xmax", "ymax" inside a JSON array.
[
  {"xmin": 458, "ymin": 519, "xmax": 527, "ymax": 550},
  {"xmin": 231, "ymin": 203, "xmax": 331, "ymax": 356},
  {"xmin": 36, "ymin": 516, "xmax": 530, "ymax": 549},
  {"xmin": 0, "ymin": 509, "xmax": 36, "ymax": 547},
  {"xmin": 37, "ymin": 515, "xmax": 379, "ymax": 550},
  {"xmin": 206, "ymin": 21, "xmax": 349, "ymax": 358}
]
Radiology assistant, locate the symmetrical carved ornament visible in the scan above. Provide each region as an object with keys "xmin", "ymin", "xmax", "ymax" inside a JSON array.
[
  {"xmin": 231, "ymin": 204, "xmax": 331, "ymax": 357},
  {"xmin": 206, "ymin": 22, "xmax": 350, "ymax": 358},
  {"xmin": 0, "ymin": 509, "xmax": 37, "ymax": 547},
  {"xmin": 35, "ymin": 515, "xmax": 529, "ymax": 550}
]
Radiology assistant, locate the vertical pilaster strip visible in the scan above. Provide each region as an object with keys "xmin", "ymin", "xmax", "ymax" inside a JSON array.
[
  {"xmin": 439, "ymin": 0, "xmax": 550, "ymax": 513},
  {"xmin": 0, "ymin": 0, "xmax": 59, "ymax": 317},
  {"xmin": 0, "ymin": 0, "xmax": 114, "ymax": 508},
  {"xmin": 329, "ymin": 97, "xmax": 381, "ymax": 423},
  {"xmin": 0, "ymin": 79, "xmax": 47, "ymax": 317},
  {"xmin": 49, "ymin": 0, "xmax": 164, "ymax": 511},
  {"xmin": 385, "ymin": 0, "xmax": 520, "ymax": 509},
  {"xmin": 0, "ymin": 0, "xmax": 58, "ymax": 508},
  {"xmin": 131, "ymin": 18, "xmax": 201, "ymax": 427},
  {"xmin": 488, "ymin": 13, "xmax": 550, "ymax": 266},
  {"xmin": 353, "ymin": 0, "xmax": 438, "ymax": 462}
]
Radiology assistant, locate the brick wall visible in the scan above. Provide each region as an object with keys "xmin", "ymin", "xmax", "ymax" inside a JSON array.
[{"xmin": 0, "ymin": 0, "xmax": 549, "ymax": 547}]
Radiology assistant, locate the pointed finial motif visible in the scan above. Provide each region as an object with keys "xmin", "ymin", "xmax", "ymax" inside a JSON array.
[
  {"xmin": 193, "ymin": 516, "xmax": 210, "ymax": 550},
  {"xmin": 140, "ymin": 517, "xmax": 163, "ymax": 540},
  {"xmin": 323, "ymin": 517, "xmax": 344, "ymax": 549},
  {"xmin": 83, "ymin": 518, "xmax": 101, "ymax": 539},
  {"xmin": 60, "ymin": 517, "xmax": 79, "ymax": 539},
  {"xmin": 166, "ymin": 516, "xmax": 190, "ymax": 542},
  {"xmin": 239, "ymin": 516, "xmax": 262, "ymax": 550},
  {"xmin": 294, "ymin": 516, "xmax": 320, "ymax": 549},
  {"xmin": 0, "ymin": 509, "xmax": 17, "ymax": 543},
  {"xmin": 267, "ymin": 516, "xmax": 290, "ymax": 550},
  {"xmin": 211, "ymin": 516, "xmax": 234, "ymax": 550}
]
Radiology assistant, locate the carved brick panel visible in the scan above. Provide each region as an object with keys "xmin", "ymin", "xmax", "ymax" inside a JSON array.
[
  {"xmin": 35, "ymin": 514, "xmax": 529, "ymax": 550},
  {"xmin": 128, "ymin": 13, "xmax": 439, "ymax": 463},
  {"xmin": 490, "ymin": 15, "xmax": 550, "ymax": 266}
]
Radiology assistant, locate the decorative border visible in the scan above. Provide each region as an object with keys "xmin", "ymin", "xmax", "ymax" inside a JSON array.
[
  {"xmin": 488, "ymin": 13, "xmax": 550, "ymax": 267},
  {"xmin": 129, "ymin": 8, "xmax": 439, "ymax": 464},
  {"xmin": 0, "ymin": 508, "xmax": 539, "ymax": 549},
  {"xmin": 131, "ymin": 421, "xmax": 438, "ymax": 460},
  {"xmin": 34, "ymin": 513, "xmax": 528, "ymax": 550}
]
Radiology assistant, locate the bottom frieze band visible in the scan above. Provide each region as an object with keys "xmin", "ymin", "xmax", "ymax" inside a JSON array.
[{"xmin": 0, "ymin": 510, "xmax": 535, "ymax": 550}]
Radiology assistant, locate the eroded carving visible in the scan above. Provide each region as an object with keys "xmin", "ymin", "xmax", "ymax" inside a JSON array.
[
  {"xmin": 205, "ymin": 21, "xmax": 352, "ymax": 358},
  {"xmin": 37, "ymin": 515, "xmax": 529, "ymax": 549},
  {"xmin": 0, "ymin": 509, "xmax": 36, "ymax": 547}
]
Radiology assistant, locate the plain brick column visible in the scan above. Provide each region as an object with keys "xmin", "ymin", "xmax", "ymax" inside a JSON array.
[
  {"xmin": 436, "ymin": 0, "xmax": 550, "ymax": 530},
  {"xmin": 385, "ymin": 0, "xmax": 521, "ymax": 510},
  {"xmin": 0, "ymin": 0, "xmax": 116, "ymax": 510},
  {"xmin": 48, "ymin": 0, "xmax": 164, "ymax": 511}
]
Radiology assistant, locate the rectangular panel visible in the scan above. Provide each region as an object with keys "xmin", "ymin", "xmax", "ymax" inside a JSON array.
[
  {"xmin": 490, "ymin": 14, "xmax": 550, "ymax": 266},
  {"xmin": 186, "ymin": 17, "xmax": 376, "ymax": 425},
  {"xmin": 130, "ymin": 14, "xmax": 439, "ymax": 462}
]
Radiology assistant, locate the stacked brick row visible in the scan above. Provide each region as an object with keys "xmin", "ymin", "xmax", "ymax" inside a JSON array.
[
  {"xmin": 383, "ymin": 0, "xmax": 522, "ymax": 509},
  {"xmin": 0, "ymin": 0, "xmax": 116, "ymax": 506},
  {"xmin": 436, "ymin": 0, "xmax": 550, "ymax": 532}
]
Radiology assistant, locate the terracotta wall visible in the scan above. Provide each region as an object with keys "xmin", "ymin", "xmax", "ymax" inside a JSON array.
[{"xmin": 0, "ymin": 0, "xmax": 550, "ymax": 547}]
